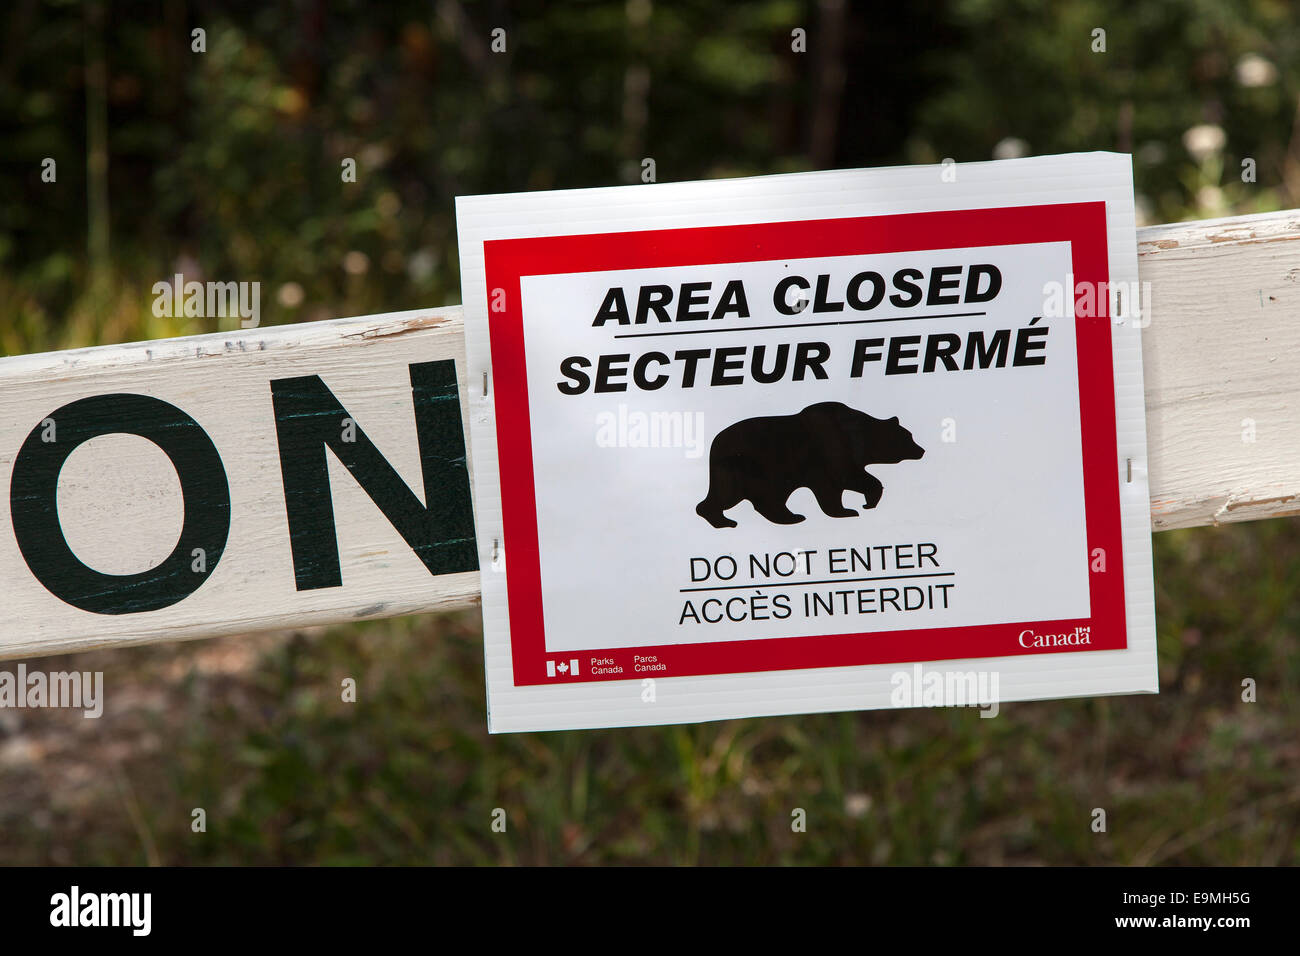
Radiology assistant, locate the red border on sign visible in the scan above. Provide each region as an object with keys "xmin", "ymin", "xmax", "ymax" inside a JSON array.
[{"xmin": 483, "ymin": 202, "xmax": 1124, "ymax": 686}]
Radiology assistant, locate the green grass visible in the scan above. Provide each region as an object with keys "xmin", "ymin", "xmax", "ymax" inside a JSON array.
[{"xmin": 2, "ymin": 520, "xmax": 1297, "ymax": 865}]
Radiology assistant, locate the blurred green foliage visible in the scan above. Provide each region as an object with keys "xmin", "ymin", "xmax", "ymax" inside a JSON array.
[
  {"xmin": 1, "ymin": 0, "xmax": 1298, "ymax": 865},
  {"xmin": 3, "ymin": 0, "xmax": 1298, "ymax": 350}
]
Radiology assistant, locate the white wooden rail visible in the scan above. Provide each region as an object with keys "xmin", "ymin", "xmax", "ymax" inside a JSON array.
[
  {"xmin": 0, "ymin": 208, "xmax": 1296, "ymax": 660},
  {"xmin": 1139, "ymin": 209, "xmax": 1300, "ymax": 529}
]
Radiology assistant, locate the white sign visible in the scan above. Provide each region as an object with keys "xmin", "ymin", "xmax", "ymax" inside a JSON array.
[{"xmin": 458, "ymin": 154, "xmax": 1157, "ymax": 733}]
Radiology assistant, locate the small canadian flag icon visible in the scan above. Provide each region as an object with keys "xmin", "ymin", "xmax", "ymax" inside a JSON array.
[{"xmin": 546, "ymin": 659, "xmax": 580, "ymax": 678}]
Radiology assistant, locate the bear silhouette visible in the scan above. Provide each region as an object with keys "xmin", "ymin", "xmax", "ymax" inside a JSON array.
[{"xmin": 695, "ymin": 401, "xmax": 924, "ymax": 528}]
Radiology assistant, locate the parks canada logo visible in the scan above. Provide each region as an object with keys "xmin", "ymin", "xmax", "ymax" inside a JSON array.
[{"xmin": 1018, "ymin": 625, "xmax": 1092, "ymax": 649}]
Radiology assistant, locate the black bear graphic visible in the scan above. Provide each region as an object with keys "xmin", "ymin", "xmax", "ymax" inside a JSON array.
[{"xmin": 696, "ymin": 402, "xmax": 925, "ymax": 528}]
